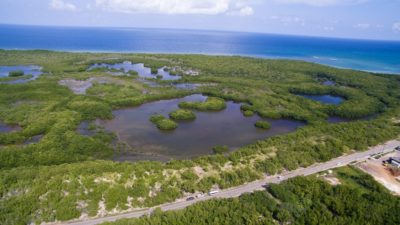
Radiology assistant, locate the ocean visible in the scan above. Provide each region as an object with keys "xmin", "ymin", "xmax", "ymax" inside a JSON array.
[{"xmin": 1, "ymin": 24, "xmax": 400, "ymax": 74}]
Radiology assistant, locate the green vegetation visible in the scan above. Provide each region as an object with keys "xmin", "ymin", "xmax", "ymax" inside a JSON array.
[
  {"xmin": 151, "ymin": 67, "xmax": 158, "ymax": 74},
  {"xmin": 8, "ymin": 70, "xmax": 24, "ymax": 77},
  {"xmin": 157, "ymin": 119, "xmax": 177, "ymax": 130},
  {"xmin": 0, "ymin": 74, "xmax": 33, "ymax": 82},
  {"xmin": 128, "ymin": 70, "xmax": 139, "ymax": 76},
  {"xmin": 212, "ymin": 145, "xmax": 229, "ymax": 154},
  {"xmin": 242, "ymin": 110, "xmax": 254, "ymax": 117},
  {"xmin": 169, "ymin": 109, "xmax": 196, "ymax": 121},
  {"xmin": 0, "ymin": 50, "xmax": 400, "ymax": 224},
  {"xmin": 150, "ymin": 114, "xmax": 178, "ymax": 130},
  {"xmin": 179, "ymin": 97, "xmax": 226, "ymax": 111},
  {"xmin": 103, "ymin": 167, "xmax": 400, "ymax": 225},
  {"xmin": 254, "ymin": 120, "xmax": 271, "ymax": 129}
]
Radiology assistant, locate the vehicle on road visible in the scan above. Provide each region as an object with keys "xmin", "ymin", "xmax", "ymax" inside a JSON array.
[
  {"xmin": 208, "ymin": 190, "xmax": 219, "ymax": 195},
  {"xmin": 278, "ymin": 176, "xmax": 283, "ymax": 180},
  {"xmin": 186, "ymin": 197, "xmax": 195, "ymax": 201},
  {"xmin": 395, "ymin": 146, "xmax": 400, "ymax": 151}
]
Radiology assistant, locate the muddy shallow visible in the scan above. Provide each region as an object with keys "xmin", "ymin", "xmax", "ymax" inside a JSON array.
[
  {"xmin": 99, "ymin": 94, "xmax": 305, "ymax": 161},
  {"xmin": 88, "ymin": 62, "xmax": 181, "ymax": 81}
]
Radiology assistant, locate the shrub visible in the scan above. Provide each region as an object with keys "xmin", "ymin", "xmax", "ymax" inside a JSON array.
[
  {"xmin": 169, "ymin": 109, "xmax": 196, "ymax": 121},
  {"xmin": 151, "ymin": 67, "xmax": 158, "ymax": 74},
  {"xmin": 243, "ymin": 110, "xmax": 254, "ymax": 117},
  {"xmin": 179, "ymin": 97, "xmax": 226, "ymax": 111},
  {"xmin": 150, "ymin": 114, "xmax": 178, "ymax": 130},
  {"xmin": 149, "ymin": 114, "xmax": 165, "ymax": 123},
  {"xmin": 213, "ymin": 145, "xmax": 229, "ymax": 154},
  {"xmin": 157, "ymin": 119, "xmax": 178, "ymax": 130},
  {"xmin": 9, "ymin": 70, "xmax": 24, "ymax": 77},
  {"xmin": 255, "ymin": 121, "xmax": 271, "ymax": 129},
  {"xmin": 128, "ymin": 70, "xmax": 139, "ymax": 76}
]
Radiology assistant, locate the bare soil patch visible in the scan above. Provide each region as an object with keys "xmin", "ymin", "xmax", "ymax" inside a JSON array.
[{"xmin": 358, "ymin": 152, "xmax": 400, "ymax": 195}]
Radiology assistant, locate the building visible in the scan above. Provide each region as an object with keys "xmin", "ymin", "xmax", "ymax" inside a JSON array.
[{"xmin": 388, "ymin": 157, "xmax": 400, "ymax": 168}]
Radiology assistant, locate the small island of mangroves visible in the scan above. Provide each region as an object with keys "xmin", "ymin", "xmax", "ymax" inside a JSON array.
[{"xmin": 1, "ymin": 50, "xmax": 400, "ymax": 224}]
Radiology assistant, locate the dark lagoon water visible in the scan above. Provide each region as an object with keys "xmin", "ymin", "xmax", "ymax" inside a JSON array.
[
  {"xmin": 0, "ymin": 65, "xmax": 43, "ymax": 84},
  {"xmin": 1, "ymin": 24, "xmax": 400, "ymax": 74},
  {"xmin": 297, "ymin": 94, "xmax": 344, "ymax": 105},
  {"xmin": 100, "ymin": 94, "xmax": 305, "ymax": 160}
]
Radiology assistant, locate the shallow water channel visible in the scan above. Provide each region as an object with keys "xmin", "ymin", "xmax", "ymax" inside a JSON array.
[
  {"xmin": 0, "ymin": 65, "xmax": 43, "ymax": 84},
  {"xmin": 99, "ymin": 94, "xmax": 305, "ymax": 161},
  {"xmin": 0, "ymin": 122, "xmax": 21, "ymax": 133}
]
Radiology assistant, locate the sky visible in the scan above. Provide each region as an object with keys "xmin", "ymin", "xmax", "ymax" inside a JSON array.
[{"xmin": 0, "ymin": 0, "xmax": 399, "ymax": 40}]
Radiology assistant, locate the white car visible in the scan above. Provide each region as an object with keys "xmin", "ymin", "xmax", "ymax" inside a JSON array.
[{"xmin": 208, "ymin": 190, "xmax": 219, "ymax": 195}]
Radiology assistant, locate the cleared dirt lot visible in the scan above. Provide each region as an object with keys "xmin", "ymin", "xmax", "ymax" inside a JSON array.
[{"xmin": 358, "ymin": 151, "xmax": 400, "ymax": 195}]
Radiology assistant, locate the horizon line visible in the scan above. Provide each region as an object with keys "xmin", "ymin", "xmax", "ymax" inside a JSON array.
[{"xmin": 1, "ymin": 23, "xmax": 400, "ymax": 43}]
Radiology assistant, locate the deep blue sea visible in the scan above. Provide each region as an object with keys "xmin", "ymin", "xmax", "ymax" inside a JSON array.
[{"xmin": 1, "ymin": 24, "xmax": 400, "ymax": 74}]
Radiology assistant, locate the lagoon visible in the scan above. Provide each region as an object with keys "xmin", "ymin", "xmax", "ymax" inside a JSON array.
[{"xmin": 100, "ymin": 94, "xmax": 305, "ymax": 161}]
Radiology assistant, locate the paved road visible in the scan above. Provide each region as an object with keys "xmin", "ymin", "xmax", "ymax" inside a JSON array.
[{"xmin": 58, "ymin": 139, "xmax": 400, "ymax": 225}]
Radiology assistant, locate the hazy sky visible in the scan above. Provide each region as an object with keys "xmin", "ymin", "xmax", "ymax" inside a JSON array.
[{"xmin": 1, "ymin": 0, "xmax": 400, "ymax": 40}]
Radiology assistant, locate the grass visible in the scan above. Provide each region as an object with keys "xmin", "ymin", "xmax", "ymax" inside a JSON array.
[{"xmin": 0, "ymin": 74, "xmax": 33, "ymax": 82}]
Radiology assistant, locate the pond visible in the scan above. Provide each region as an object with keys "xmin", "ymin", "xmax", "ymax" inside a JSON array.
[
  {"xmin": 88, "ymin": 61, "xmax": 181, "ymax": 81},
  {"xmin": 99, "ymin": 94, "xmax": 305, "ymax": 161},
  {"xmin": 321, "ymin": 80, "xmax": 336, "ymax": 86},
  {"xmin": 24, "ymin": 135, "xmax": 43, "ymax": 145},
  {"xmin": 0, "ymin": 65, "xmax": 43, "ymax": 84},
  {"xmin": 0, "ymin": 122, "xmax": 21, "ymax": 133},
  {"xmin": 297, "ymin": 94, "xmax": 344, "ymax": 105}
]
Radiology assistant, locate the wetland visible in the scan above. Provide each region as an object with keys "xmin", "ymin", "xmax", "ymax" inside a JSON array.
[{"xmin": 1, "ymin": 50, "xmax": 400, "ymax": 224}]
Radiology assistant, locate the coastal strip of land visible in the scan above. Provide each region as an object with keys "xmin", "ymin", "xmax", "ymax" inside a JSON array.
[{"xmin": 55, "ymin": 139, "xmax": 400, "ymax": 225}]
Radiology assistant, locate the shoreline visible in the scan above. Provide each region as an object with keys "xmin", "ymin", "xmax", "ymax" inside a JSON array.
[{"xmin": 1, "ymin": 50, "xmax": 399, "ymax": 76}]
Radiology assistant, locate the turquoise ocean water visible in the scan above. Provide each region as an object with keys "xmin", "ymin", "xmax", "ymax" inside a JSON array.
[{"xmin": 1, "ymin": 24, "xmax": 399, "ymax": 74}]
